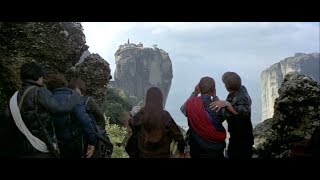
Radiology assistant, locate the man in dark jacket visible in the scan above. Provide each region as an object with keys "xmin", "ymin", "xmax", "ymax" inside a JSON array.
[
  {"xmin": 5, "ymin": 62, "xmax": 81, "ymax": 158},
  {"xmin": 181, "ymin": 77, "xmax": 226, "ymax": 158},
  {"xmin": 68, "ymin": 78, "xmax": 113, "ymax": 158},
  {"xmin": 81, "ymin": 96, "xmax": 113, "ymax": 157},
  {"xmin": 46, "ymin": 74, "xmax": 97, "ymax": 158},
  {"xmin": 211, "ymin": 72, "xmax": 254, "ymax": 159}
]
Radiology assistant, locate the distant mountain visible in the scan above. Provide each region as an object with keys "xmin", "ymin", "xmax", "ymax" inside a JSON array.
[
  {"xmin": 261, "ymin": 53, "xmax": 319, "ymax": 121},
  {"xmin": 114, "ymin": 41, "xmax": 173, "ymax": 107}
]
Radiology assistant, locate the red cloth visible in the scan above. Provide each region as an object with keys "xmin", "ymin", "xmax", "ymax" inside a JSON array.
[{"xmin": 186, "ymin": 97, "xmax": 226, "ymax": 142}]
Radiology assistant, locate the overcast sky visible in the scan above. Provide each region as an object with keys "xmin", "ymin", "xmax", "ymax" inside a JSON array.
[{"xmin": 82, "ymin": 22, "xmax": 319, "ymax": 127}]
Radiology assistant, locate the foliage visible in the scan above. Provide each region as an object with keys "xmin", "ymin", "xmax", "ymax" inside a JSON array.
[
  {"xmin": 0, "ymin": 84, "xmax": 8, "ymax": 112},
  {"xmin": 104, "ymin": 102, "xmax": 125, "ymax": 124},
  {"xmin": 105, "ymin": 117, "xmax": 129, "ymax": 158},
  {"xmin": 103, "ymin": 86, "xmax": 133, "ymax": 125}
]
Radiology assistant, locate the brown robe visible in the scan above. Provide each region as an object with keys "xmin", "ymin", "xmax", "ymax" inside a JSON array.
[{"xmin": 125, "ymin": 110, "xmax": 186, "ymax": 158}]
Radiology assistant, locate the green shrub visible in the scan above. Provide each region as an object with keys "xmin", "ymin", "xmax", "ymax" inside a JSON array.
[
  {"xmin": 105, "ymin": 117, "xmax": 129, "ymax": 158},
  {"xmin": 103, "ymin": 86, "xmax": 133, "ymax": 125}
]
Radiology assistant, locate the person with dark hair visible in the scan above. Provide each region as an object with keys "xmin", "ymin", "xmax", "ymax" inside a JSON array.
[
  {"xmin": 45, "ymin": 74, "xmax": 68, "ymax": 92},
  {"xmin": 6, "ymin": 62, "xmax": 81, "ymax": 158},
  {"xmin": 210, "ymin": 72, "xmax": 253, "ymax": 159},
  {"xmin": 68, "ymin": 78, "xmax": 113, "ymax": 158},
  {"xmin": 180, "ymin": 77, "xmax": 227, "ymax": 158},
  {"xmin": 125, "ymin": 87, "xmax": 186, "ymax": 158},
  {"xmin": 46, "ymin": 74, "xmax": 97, "ymax": 158},
  {"xmin": 20, "ymin": 62, "xmax": 47, "ymax": 83},
  {"xmin": 68, "ymin": 78, "xmax": 105, "ymax": 128}
]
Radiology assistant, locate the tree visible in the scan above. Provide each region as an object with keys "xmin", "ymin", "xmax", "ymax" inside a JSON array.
[
  {"xmin": 104, "ymin": 102, "xmax": 124, "ymax": 124},
  {"xmin": 103, "ymin": 86, "xmax": 134, "ymax": 125}
]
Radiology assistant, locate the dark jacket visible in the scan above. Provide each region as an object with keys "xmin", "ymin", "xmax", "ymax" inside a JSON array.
[
  {"xmin": 12, "ymin": 80, "xmax": 80, "ymax": 156},
  {"xmin": 225, "ymin": 85, "xmax": 254, "ymax": 147},
  {"xmin": 82, "ymin": 96, "xmax": 113, "ymax": 158},
  {"xmin": 82, "ymin": 96, "xmax": 106, "ymax": 128},
  {"xmin": 201, "ymin": 95, "xmax": 225, "ymax": 131},
  {"xmin": 125, "ymin": 110, "xmax": 186, "ymax": 158},
  {"xmin": 51, "ymin": 88, "xmax": 97, "ymax": 146}
]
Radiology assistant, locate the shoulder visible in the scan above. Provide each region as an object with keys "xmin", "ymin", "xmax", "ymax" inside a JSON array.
[
  {"xmin": 239, "ymin": 86, "xmax": 250, "ymax": 97},
  {"xmin": 129, "ymin": 111, "xmax": 143, "ymax": 127},
  {"xmin": 163, "ymin": 110, "xmax": 175, "ymax": 125},
  {"xmin": 163, "ymin": 110, "xmax": 172, "ymax": 118},
  {"xmin": 37, "ymin": 86, "xmax": 51, "ymax": 96},
  {"xmin": 234, "ymin": 92, "xmax": 250, "ymax": 104},
  {"xmin": 211, "ymin": 96, "xmax": 220, "ymax": 102}
]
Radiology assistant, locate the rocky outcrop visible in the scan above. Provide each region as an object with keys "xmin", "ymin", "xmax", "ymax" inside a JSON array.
[
  {"xmin": 254, "ymin": 72, "xmax": 320, "ymax": 158},
  {"xmin": 77, "ymin": 50, "xmax": 91, "ymax": 65},
  {"xmin": 114, "ymin": 41, "xmax": 173, "ymax": 107},
  {"xmin": 261, "ymin": 53, "xmax": 320, "ymax": 121},
  {"xmin": 66, "ymin": 54, "xmax": 112, "ymax": 106},
  {"xmin": 0, "ymin": 22, "xmax": 111, "ymax": 111}
]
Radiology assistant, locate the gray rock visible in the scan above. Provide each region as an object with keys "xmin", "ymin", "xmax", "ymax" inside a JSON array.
[
  {"xmin": 77, "ymin": 50, "xmax": 91, "ymax": 65},
  {"xmin": 114, "ymin": 42, "xmax": 173, "ymax": 107},
  {"xmin": 0, "ymin": 22, "xmax": 88, "ymax": 111},
  {"xmin": 254, "ymin": 72, "xmax": 320, "ymax": 158},
  {"xmin": 66, "ymin": 53, "xmax": 112, "ymax": 106},
  {"xmin": 261, "ymin": 53, "xmax": 320, "ymax": 121},
  {"xmin": 0, "ymin": 22, "xmax": 111, "ymax": 110}
]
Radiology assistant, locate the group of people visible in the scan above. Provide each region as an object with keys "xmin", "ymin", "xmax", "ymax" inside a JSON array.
[
  {"xmin": 2, "ymin": 61, "xmax": 254, "ymax": 159},
  {"xmin": 125, "ymin": 72, "xmax": 254, "ymax": 159},
  {"xmin": 2, "ymin": 62, "xmax": 113, "ymax": 158}
]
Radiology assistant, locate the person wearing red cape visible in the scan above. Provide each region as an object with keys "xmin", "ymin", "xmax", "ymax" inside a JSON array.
[{"xmin": 180, "ymin": 77, "xmax": 226, "ymax": 158}]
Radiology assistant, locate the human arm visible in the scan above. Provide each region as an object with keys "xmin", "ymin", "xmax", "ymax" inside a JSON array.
[
  {"xmin": 125, "ymin": 117, "xmax": 140, "ymax": 158},
  {"xmin": 210, "ymin": 96, "xmax": 251, "ymax": 120},
  {"xmin": 232, "ymin": 96, "xmax": 251, "ymax": 117},
  {"xmin": 210, "ymin": 100, "xmax": 239, "ymax": 115},
  {"xmin": 37, "ymin": 87, "xmax": 80, "ymax": 114},
  {"xmin": 73, "ymin": 103, "xmax": 97, "ymax": 150},
  {"xmin": 87, "ymin": 97, "xmax": 106, "ymax": 128},
  {"xmin": 180, "ymin": 84, "xmax": 200, "ymax": 117},
  {"xmin": 166, "ymin": 112, "xmax": 187, "ymax": 154}
]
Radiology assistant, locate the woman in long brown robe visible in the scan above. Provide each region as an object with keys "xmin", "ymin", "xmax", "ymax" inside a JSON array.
[{"xmin": 125, "ymin": 87, "xmax": 186, "ymax": 158}]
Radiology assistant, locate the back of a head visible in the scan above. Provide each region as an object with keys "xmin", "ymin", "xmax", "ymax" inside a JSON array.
[
  {"xmin": 142, "ymin": 87, "xmax": 165, "ymax": 143},
  {"xmin": 46, "ymin": 74, "xmax": 68, "ymax": 91},
  {"xmin": 222, "ymin": 72, "xmax": 241, "ymax": 91},
  {"xmin": 20, "ymin": 62, "xmax": 47, "ymax": 82},
  {"xmin": 68, "ymin": 78, "xmax": 86, "ymax": 94},
  {"xmin": 199, "ymin": 76, "xmax": 216, "ymax": 94},
  {"xmin": 145, "ymin": 87, "xmax": 163, "ymax": 111}
]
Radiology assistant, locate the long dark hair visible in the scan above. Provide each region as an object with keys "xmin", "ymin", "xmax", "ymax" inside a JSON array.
[{"xmin": 140, "ymin": 87, "xmax": 165, "ymax": 143}]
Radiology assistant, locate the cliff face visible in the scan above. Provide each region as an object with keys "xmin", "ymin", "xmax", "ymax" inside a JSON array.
[
  {"xmin": 261, "ymin": 53, "xmax": 320, "ymax": 121},
  {"xmin": 114, "ymin": 42, "xmax": 173, "ymax": 107},
  {"xmin": 66, "ymin": 54, "xmax": 112, "ymax": 106},
  {"xmin": 254, "ymin": 72, "xmax": 320, "ymax": 158},
  {"xmin": 0, "ymin": 22, "xmax": 111, "ymax": 110}
]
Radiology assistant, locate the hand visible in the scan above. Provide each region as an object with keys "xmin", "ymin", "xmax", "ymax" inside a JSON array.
[
  {"xmin": 210, "ymin": 100, "xmax": 227, "ymax": 112},
  {"xmin": 194, "ymin": 84, "xmax": 200, "ymax": 95},
  {"xmin": 86, "ymin": 145, "xmax": 95, "ymax": 158}
]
